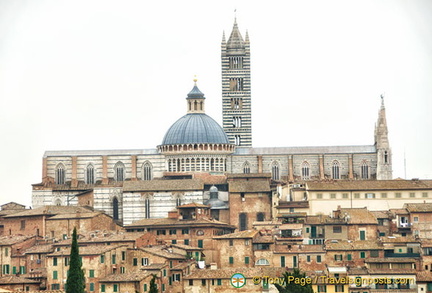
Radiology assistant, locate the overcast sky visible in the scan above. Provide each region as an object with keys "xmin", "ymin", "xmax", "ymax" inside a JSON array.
[{"xmin": 1, "ymin": 0, "xmax": 431, "ymax": 207}]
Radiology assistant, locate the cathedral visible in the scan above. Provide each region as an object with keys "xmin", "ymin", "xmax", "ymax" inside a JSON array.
[{"xmin": 32, "ymin": 20, "xmax": 392, "ymax": 225}]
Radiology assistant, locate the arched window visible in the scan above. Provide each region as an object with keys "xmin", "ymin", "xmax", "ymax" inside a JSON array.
[
  {"xmin": 271, "ymin": 161, "xmax": 280, "ymax": 180},
  {"xmin": 239, "ymin": 213, "xmax": 247, "ymax": 231},
  {"xmin": 55, "ymin": 163, "xmax": 65, "ymax": 185},
  {"xmin": 384, "ymin": 151, "xmax": 389, "ymax": 164},
  {"xmin": 86, "ymin": 164, "xmax": 95, "ymax": 184},
  {"xmin": 243, "ymin": 162, "xmax": 251, "ymax": 174},
  {"xmin": 332, "ymin": 161, "xmax": 340, "ymax": 180},
  {"xmin": 142, "ymin": 161, "xmax": 152, "ymax": 181},
  {"xmin": 112, "ymin": 197, "xmax": 119, "ymax": 220},
  {"xmin": 257, "ymin": 213, "xmax": 265, "ymax": 222},
  {"xmin": 255, "ymin": 259, "xmax": 270, "ymax": 266},
  {"xmin": 301, "ymin": 161, "xmax": 310, "ymax": 180},
  {"xmin": 361, "ymin": 160, "xmax": 369, "ymax": 179},
  {"xmin": 114, "ymin": 162, "xmax": 125, "ymax": 182}
]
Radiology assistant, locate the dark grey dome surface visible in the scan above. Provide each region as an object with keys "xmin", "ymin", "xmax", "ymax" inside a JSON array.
[{"xmin": 162, "ymin": 113, "xmax": 229, "ymax": 145}]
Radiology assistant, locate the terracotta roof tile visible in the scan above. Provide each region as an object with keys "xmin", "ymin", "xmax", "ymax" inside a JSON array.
[
  {"xmin": 140, "ymin": 246, "xmax": 186, "ymax": 260},
  {"xmin": 24, "ymin": 244, "xmax": 54, "ymax": 254},
  {"xmin": 0, "ymin": 235, "xmax": 33, "ymax": 246},
  {"xmin": 184, "ymin": 267, "xmax": 286, "ymax": 279},
  {"xmin": 405, "ymin": 203, "xmax": 432, "ymax": 212},
  {"xmin": 0, "ymin": 275, "xmax": 40, "ymax": 284},
  {"xmin": 48, "ymin": 245, "xmax": 125, "ymax": 256},
  {"xmin": 123, "ymin": 179, "xmax": 204, "ymax": 192},
  {"xmin": 214, "ymin": 230, "xmax": 258, "ymax": 239},
  {"xmin": 99, "ymin": 271, "xmax": 151, "ymax": 282},
  {"xmin": 416, "ymin": 271, "xmax": 432, "ymax": 282},
  {"xmin": 228, "ymin": 180, "xmax": 271, "ymax": 193},
  {"xmin": 3, "ymin": 206, "xmax": 93, "ymax": 218},
  {"xmin": 307, "ymin": 179, "xmax": 432, "ymax": 191}
]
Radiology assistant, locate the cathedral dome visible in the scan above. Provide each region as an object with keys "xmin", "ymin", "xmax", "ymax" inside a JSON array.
[
  {"xmin": 161, "ymin": 81, "xmax": 229, "ymax": 146},
  {"xmin": 162, "ymin": 113, "xmax": 229, "ymax": 145}
]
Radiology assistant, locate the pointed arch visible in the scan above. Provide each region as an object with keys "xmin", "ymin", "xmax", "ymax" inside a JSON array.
[
  {"xmin": 301, "ymin": 161, "xmax": 310, "ymax": 180},
  {"xmin": 55, "ymin": 163, "xmax": 66, "ymax": 185},
  {"xmin": 243, "ymin": 161, "xmax": 251, "ymax": 174},
  {"xmin": 112, "ymin": 197, "xmax": 119, "ymax": 220},
  {"xmin": 86, "ymin": 163, "xmax": 95, "ymax": 184},
  {"xmin": 332, "ymin": 160, "xmax": 340, "ymax": 180},
  {"xmin": 271, "ymin": 161, "xmax": 280, "ymax": 180},
  {"xmin": 361, "ymin": 160, "xmax": 369, "ymax": 179},
  {"xmin": 142, "ymin": 161, "xmax": 153, "ymax": 181},
  {"xmin": 114, "ymin": 161, "xmax": 125, "ymax": 182}
]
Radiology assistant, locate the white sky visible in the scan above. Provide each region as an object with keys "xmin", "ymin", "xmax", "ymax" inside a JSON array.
[{"xmin": 1, "ymin": 0, "xmax": 431, "ymax": 207}]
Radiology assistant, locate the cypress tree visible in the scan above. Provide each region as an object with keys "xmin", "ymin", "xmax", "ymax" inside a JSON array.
[
  {"xmin": 149, "ymin": 274, "xmax": 158, "ymax": 293},
  {"xmin": 66, "ymin": 227, "xmax": 85, "ymax": 293},
  {"xmin": 274, "ymin": 268, "xmax": 314, "ymax": 293}
]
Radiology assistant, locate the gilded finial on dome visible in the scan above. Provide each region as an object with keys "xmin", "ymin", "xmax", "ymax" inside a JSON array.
[{"xmin": 193, "ymin": 75, "xmax": 198, "ymax": 84}]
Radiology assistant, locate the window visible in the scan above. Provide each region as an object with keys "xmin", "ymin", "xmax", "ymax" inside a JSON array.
[
  {"xmin": 89, "ymin": 270, "xmax": 95, "ymax": 277},
  {"xmin": 133, "ymin": 258, "xmax": 138, "ymax": 266},
  {"xmin": 359, "ymin": 230, "xmax": 366, "ymax": 240},
  {"xmin": 112, "ymin": 197, "xmax": 119, "ymax": 221},
  {"xmin": 317, "ymin": 285, "xmax": 327, "ymax": 292},
  {"xmin": 360, "ymin": 251, "xmax": 366, "ymax": 258},
  {"xmin": 395, "ymin": 192, "xmax": 402, "ymax": 198},
  {"xmin": 189, "ymin": 280, "xmax": 193, "ymax": 286},
  {"xmin": 101, "ymin": 284, "xmax": 106, "ymax": 292},
  {"xmin": 232, "ymin": 116, "xmax": 242, "ymax": 128},
  {"xmin": 354, "ymin": 193, "xmax": 360, "ymax": 198},
  {"xmin": 333, "ymin": 226, "xmax": 342, "ymax": 233},
  {"xmin": 51, "ymin": 284, "xmax": 60, "ymax": 290},
  {"xmin": 332, "ymin": 161, "xmax": 340, "ymax": 179},
  {"xmin": 330, "ymin": 193, "xmax": 336, "ymax": 199},
  {"xmin": 334, "ymin": 255, "xmax": 343, "ymax": 261},
  {"xmin": 370, "ymin": 250, "xmax": 379, "ymax": 257},
  {"xmin": 142, "ymin": 258, "xmax": 149, "ymax": 266},
  {"xmin": 423, "ymin": 192, "xmax": 428, "ymax": 198},
  {"xmin": 169, "ymin": 229, "xmax": 177, "ymax": 235},
  {"xmin": 410, "ymin": 192, "xmax": 415, "ymax": 198},
  {"xmin": 229, "ymin": 56, "xmax": 243, "ymax": 69},
  {"xmin": 271, "ymin": 161, "xmax": 280, "ymax": 180},
  {"xmin": 217, "ymin": 279, "xmax": 222, "ymax": 285},
  {"xmin": 229, "ymin": 257, "xmax": 234, "ymax": 264},
  {"xmin": 53, "ymin": 257, "xmax": 57, "ymax": 266},
  {"xmin": 256, "ymin": 258, "xmax": 270, "ymax": 266},
  {"xmin": 302, "ymin": 162, "xmax": 310, "ymax": 180},
  {"xmin": 229, "ymin": 240, "xmax": 234, "ymax": 246},
  {"xmin": 361, "ymin": 160, "xmax": 369, "ymax": 179},
  {"xmin": 414, "ymin": 217, "xmax": 419, "ymax": 222},
  {"xmin": 229, "ymin": 78, "xmax": 244, "ymax": 91},
  {"xmin": 157, "ymin": 230, "xmax": 166, "ymax": 235},
  {"xmin": 114, "ymin": 161, "xmax": 125, "ymax": 181},
  {"xmin": 342, "ymin": 193, "xmax": 348, "ymax": 199},
  {"xmin": 234, "ymin": 135, "xmax": 241, "ymax": 146},
  {"xmin": 55, "ymin": 163, "xmax": 66, "ymax": 184},
  {"xmin": 335, "ymin": 284, "xmax": 344, "ymax": 292},
  {"xmin": 317, "ymin": 255, "xmax": 322, "ymax": 263},
  {"xmin": 112, "ymin": 254, "xmax": 116, "ymax": 264},
  {"xmin": 121, "ymin": 251, "xmax": 126, "ymax": 261},
  {"xmin": 281, "ymin": 256, "xmax": 286, "ymax": 267},
  {"xmin": 120, "ymin": 267, "xmax": 125, "ymax": 274},
  {"xmin": 347, "ymin": 254, "xmax": 352, "ymax": 260},
  {"xmin": 100, "ymin": 255, "xmax": 105, "ymax": 263},
  {"xmin": 257, "ymin": 212, "xmax": 265, "ymax": 222},
  {"xmin": 381, "ymin": 193, "xmax": 387, "ymax": 198},
  {"xmin": 307, "ymin": 255, "xmax": 311, "ymax": 262},
  {"xmin": 53, "ymin": 271, "xmax": 58, "ymax": 280},
  {"xmin": 317, "ymin": 193, "xmax": 323, "ymax": 199},
  {"xmin": 172, "ymin": 240, "xmax": 177, "ymax": 244},
  {"xmin": 184, "ymin": 239, "xmax": 189, "ymax": 245},
  {"xmin": 198, "ymin": 240, "xmax": 203, "ymax": 248},
  {"xmin": 113, "ymin": 284, "xmax": 118, "ymax": 292},
  {"xmin": 243, "ymin": 162, "xmax": 250, "ymax": 174},
  {"xmin": 182, "ymin": 229, "xmax": 189, "ymax": 235},
  {"xmin": 86, "ymin": 164, "xmax": 95, "ymax": 184},
  {"xmin": 89, "ymin": 283, "xmax": 95, "ymax": 292},
  {"xmin": 239, "ymin": 213, "xmax": 247, "ymax": 231},
  {"xmin": 142, "ymin": 161, "xmax": 152, "ymax": 180},
  {"xmin": 245, "ymin": 257, "xmax": 250, "ymax": 264},
  {"xmin": 2, "ymin": 265, "xmax": 9, "ymax": 274}
]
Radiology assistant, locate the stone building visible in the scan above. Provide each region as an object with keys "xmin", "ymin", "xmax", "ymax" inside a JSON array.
[{"xmin": 31, "ymin": 19, "xmax": 394, "ymax": 226}]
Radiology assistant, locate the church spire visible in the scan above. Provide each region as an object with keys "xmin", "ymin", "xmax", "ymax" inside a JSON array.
[
  {"xmin": 375, "ymin": 94, "xmax": 392, "ymax": 179},
  {"xmin": 226, "ymin": 18, "xmax": 245, "ymax": 50}
]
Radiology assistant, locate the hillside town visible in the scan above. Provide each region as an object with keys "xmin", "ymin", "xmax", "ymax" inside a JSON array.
[{"xmin": 1, "ymin": 7, "xmax": 431, "ymax": 293}]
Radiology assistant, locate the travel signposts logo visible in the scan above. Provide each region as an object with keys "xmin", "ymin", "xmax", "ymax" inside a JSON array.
[{"xmin": 230, "ymin": 273, "xmax": 246, "ymax": 288}]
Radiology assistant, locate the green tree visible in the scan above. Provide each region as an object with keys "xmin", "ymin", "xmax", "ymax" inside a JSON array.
[
  {"xmin": 149, "ymin": 274, "xmax": 158, "ymax": 293},
  {"xmin": 274, "ymin": 268, "xmax": 313, "ymax": 293},
  {"xmin": 66, "ymin": 227, "xmax": 85, "ymax": 293}
]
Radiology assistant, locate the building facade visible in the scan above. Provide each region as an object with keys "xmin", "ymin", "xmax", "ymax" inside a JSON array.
[{"xmin": 32, "ymin": 20, "xmax": 393, "ymax": 226}]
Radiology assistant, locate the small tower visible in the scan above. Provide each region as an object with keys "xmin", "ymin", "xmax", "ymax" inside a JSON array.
[
  {"xmin": 221, "ymin": 19, "xmax": 252, "ymax": 147},
  {"xmin": 375, "ymin": 95, "xmax": 393, "ymax": 179},
  {"xmin": 187, "ymin": 78, "xmax": 205, "ymax": 114}
]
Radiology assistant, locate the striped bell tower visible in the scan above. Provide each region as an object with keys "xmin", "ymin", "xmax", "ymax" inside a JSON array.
[{"xmin": 221, "ymin": 19, "xmax": 252, "ymax": 147}]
